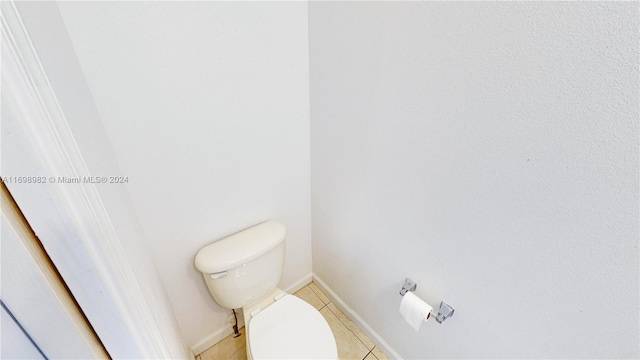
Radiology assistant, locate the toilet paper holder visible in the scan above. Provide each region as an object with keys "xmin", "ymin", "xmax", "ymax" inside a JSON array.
[{"xmin": 400, "ymin": 277, "xmax": 455, "ymax": 324}]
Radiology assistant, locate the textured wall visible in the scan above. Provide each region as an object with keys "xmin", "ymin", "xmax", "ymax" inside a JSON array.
[
  {"xmin": 57, "ymin": 1, "xmax": 311, "ymax": 347},
  {"xmin": 309, "ymin": 2, "xmax": 639, "ymax": 358}
]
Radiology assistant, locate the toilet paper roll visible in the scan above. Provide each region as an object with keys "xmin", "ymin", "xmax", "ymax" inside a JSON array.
[{"xmin": 399, "ymin": 292, "xmax": 433, "ymax": 332}]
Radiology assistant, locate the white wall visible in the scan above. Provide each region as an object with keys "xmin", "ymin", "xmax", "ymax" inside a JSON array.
[
  {"xmin": 309, "ymin": 2, "xmax": 639, "ymax": 359},
  {"xmin": 56, "ymin": 1, "xmax": 312, "ymax": 348},
  {"xmin": 9, "ymin": 2, "xmax": 190, "ymax": 358}
]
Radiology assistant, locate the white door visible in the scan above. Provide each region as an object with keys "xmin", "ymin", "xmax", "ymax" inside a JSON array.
[
  {"xmin": 0, "ymin": 184, "xmax": 109, "ymax": 359},
  {"xmin": 1, "ymin": 301, "xmax": 46, "ymax": 359}
]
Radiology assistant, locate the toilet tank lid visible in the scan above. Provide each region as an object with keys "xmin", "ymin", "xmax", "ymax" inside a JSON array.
[{"xmin": 195, "ymin": 221, "xmax": 286, "ymax": 273}]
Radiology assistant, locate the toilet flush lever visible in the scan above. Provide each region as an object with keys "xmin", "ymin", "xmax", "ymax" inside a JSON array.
[{"xmin": 210, "ymin": 271, "xmax": 228, "ymax": 279}]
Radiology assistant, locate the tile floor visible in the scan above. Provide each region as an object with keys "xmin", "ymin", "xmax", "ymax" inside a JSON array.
[{"xmin": 197, "ymin": 282, "xmax": 389, "ymax": 360}]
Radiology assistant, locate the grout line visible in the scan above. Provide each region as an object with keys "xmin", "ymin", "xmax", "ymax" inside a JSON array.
[
  {"xmin": 205, "ymin": 284, "xmax": 376, "ymax": 360},
  {"xmin": 325, "ymin": 300, "xmax": 371, "ymax": 352},
  {"xmin": 309, "ymin": 282, "xmax": 331, "ymax": 304},
  {"xmin": 362, "ymin": 350, "xmax": 375, "ymax": 360},
  {"xmin": 362, "ymin": 349, "xmax": 374, "ymax": 360},
  {"xmin": 306, "ymin": 284, "xmax": 380, "ymax": 357},
  {"xmin": 297, "ymin": 285, "xmax": 326, "ymax": 311},
  {"xmin": 322, "ymin": 298, "xmax": 376, "ymax": 351}
]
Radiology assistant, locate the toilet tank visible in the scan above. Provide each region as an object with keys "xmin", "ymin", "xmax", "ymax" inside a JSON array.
[{"xmin": 194, "ymin": 221, "xmax": 286, "ymax": 309}]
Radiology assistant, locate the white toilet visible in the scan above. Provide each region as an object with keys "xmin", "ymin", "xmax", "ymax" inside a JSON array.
[{"xmin": 195, "ymin": 221, "xmax": 338, "ymax": 360}]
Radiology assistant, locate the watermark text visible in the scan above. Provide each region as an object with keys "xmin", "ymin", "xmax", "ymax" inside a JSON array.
[{"xmin": 1, "ymin": 176, "xmax": 129, "ymax": 184}]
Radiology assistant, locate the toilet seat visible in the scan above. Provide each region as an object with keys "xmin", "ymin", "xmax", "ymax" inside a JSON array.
[{"xmin": 248, "ymin": 294, "xmax": 337, "ymax": 360}]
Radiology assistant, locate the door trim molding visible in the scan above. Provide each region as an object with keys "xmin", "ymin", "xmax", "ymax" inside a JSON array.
[
  {"xmin": 1, "ymin": 2, "xmax": 174, "ymax": 358},
  {"xmin": 1, "ymin": 183, "xmax": 110, "ymax": 359}
]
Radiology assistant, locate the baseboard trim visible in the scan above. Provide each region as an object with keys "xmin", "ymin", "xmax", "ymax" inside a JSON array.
[
  {"xmin": 312, "ymin": 274, "xmax": 403, "ymax": 360},
  {"xmin": 284, "ymin": 272, "xmax": 313, "ymax": 294},
  {"xmin": 190, "ymin": 272, "xmax": 314, "ymax": 355},
  {"xmin": 190, "ymin": 319, "xmax": 244, "ymax": 356}
]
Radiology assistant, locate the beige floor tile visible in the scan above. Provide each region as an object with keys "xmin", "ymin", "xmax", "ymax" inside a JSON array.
[
  {"xmin": 309, "ymin": 281, "xmax": 331, "ymax": 304},
  {"xmin": 199, "ymin": 328, "xmax": 246, "ymax": 360},
  {"xmin": 363, "ymin": 351, "xmax": 378, "ymax": 360},
  {"xmin": 199, "ymin": 290, "xmax": 380, "ymax": 360},
  {"xmin": 294, "ymin": 285, "xmax": 326, "ymax": 310},
  {"xmin": 227, "ymin": 347, "xmax": 247, "ymax": 360},
  {"xmin": 327, "ymin": 303, "xmax": 376, "ymax": 350},
  {"xmin": 320, "ymin": 306, "xmax": 370, "ymax": 360},
  {"xmin": 371, "ymin": 347, "xmax": 388, "ymax": 360}
]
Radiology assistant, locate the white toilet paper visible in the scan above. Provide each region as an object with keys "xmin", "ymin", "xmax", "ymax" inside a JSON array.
[{"xmin": 399, "ymin": 292, "xmax": 433, "ymax": 332}]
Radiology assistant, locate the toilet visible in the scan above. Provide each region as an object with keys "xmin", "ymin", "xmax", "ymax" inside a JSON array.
[{"xmin": 194, "ymin": 221, "xmax": 338, "ymax": 360}]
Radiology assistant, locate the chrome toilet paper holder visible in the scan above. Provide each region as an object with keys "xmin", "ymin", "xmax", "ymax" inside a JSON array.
[
  {"xmin": 400, "ymin": 277, "xmax": 455, "ymax": 324},
  {"xmin": 399, "ymin": 278, "xmax": 417, "ymax": 296}
]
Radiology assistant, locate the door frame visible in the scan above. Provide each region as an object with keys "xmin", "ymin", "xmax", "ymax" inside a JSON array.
[
  {"xmin": 1, "ymin": 182, "xmax": 110, "ymax": 359},
  {"xmin": 1, "ymin": 2, "xmax": 176, "ymax": 358}
]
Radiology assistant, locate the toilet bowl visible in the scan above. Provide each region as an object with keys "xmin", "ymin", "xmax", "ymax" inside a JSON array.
[
  {"xmin": 194, "ymin": 221, "xmax": 337, "ymax": 360},
  {"xmin": 243, "ymin": 289, "xmax": 336, "ymax": 359}
]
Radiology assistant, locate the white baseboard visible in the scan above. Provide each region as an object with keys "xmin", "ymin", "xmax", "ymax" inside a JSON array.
[
  {"xmin": 190, "ymin": 273, "xmax": 314, "ymax": 355},
  {"xmin": 312, "ymin": 274, "xmax": 403, "ymax": 360},
  {"xmin": 190, "ymin": 317, "xmax": 245, "ymax": 356},
  {"xmin": 284, "ymin": 272, "xmax": 313, "ymax": 294}
]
